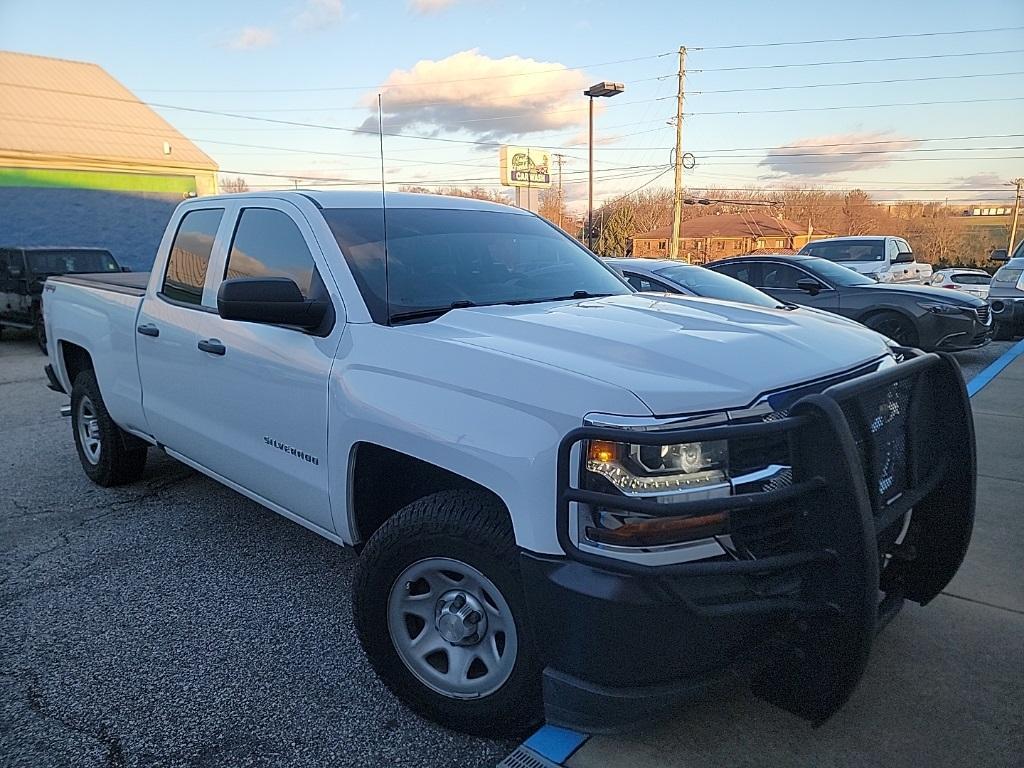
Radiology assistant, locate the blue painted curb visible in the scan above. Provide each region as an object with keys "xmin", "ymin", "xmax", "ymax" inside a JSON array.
[
  {"xmin": 523, "ymin": 724, "xmax": 589, "ymax": 764},
  {"xmin": 967, "ymin": 338, "xmax": 1024, "ymax": 398}
]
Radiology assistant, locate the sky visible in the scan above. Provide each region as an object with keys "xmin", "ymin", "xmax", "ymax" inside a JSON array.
[{"xmin": 2, "ymin": 0, "xmax": 1023, "ymax": 210}]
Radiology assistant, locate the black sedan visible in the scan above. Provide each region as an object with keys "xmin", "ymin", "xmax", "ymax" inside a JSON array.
[{"xmin": 706, "ymin": 254, "xmax": 991, "ymax": 351}]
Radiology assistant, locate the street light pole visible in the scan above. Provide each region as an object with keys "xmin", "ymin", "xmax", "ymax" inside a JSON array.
[{"xmin": 583, "ymin": 81, "xmax": 625, "ymax": 251}]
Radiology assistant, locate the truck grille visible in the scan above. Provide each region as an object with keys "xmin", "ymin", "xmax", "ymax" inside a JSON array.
[{"xmin": 840, "ymin": 377, "xmax": 914, "ymax": 512}]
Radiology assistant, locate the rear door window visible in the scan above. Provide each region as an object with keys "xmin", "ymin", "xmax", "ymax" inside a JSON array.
[
  {"xmin": 713, "ymin": 261, "xmax": 760, "ymax": 286},
  {"xmin": 163, "ymin": 209, "xmax": 223, "ymax": 306}
]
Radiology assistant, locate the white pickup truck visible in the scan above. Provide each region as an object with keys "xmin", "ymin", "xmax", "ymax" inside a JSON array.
[
  {"xmin": 799, "ymin": 235, "xmax": 934, "ymax": 284},
  {"xmin": 43, "ymin": 191, "xmax": 975, "ymax": 736}
]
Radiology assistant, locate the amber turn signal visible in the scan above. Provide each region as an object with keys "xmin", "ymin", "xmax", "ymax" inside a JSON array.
[
  {"xmin": 586, "ymin": 511, "xmax": 729, "ymax": 548},
  {"xmin": 587, "ymin": 440, "xmax": 619, "ymax": 464}
]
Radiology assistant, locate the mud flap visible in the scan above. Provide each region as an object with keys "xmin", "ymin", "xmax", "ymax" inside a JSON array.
[{"xmin": 750, "ymin": 394, "xmax": 879, "ymax": 725}]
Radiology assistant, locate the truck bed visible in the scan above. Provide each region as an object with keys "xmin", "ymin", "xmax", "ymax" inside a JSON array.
[{"xmin": 50, "ymin": 271, "xmax": 150, "ymax": 296}]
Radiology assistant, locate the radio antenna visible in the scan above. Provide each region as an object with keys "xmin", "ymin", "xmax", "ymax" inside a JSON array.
[{"xmin": 378, "ymin": 93, "xmax": 392, "ymax": 325}]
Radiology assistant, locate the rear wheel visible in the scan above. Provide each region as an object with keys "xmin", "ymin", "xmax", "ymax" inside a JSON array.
[
  {"xmin": 352, "ymin": 489, "xmax": 542, "ymax": 737},
  {"xmin": 863, "ymin": 311, "xmax": 918, "ymax": 348},
  {"xmin": 71, "ymin": 370, "xmax": 148, "ymax": 486}
]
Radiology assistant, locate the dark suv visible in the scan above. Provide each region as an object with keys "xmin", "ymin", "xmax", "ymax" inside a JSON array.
[{"xmin": 0, "ymin": 247, "xmax": 122, "ymax": 351}]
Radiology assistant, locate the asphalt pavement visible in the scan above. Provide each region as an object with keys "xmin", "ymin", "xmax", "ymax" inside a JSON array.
[{"xmin": 1, "ymin": 331, "xmax": 1017, "ymax": 768}]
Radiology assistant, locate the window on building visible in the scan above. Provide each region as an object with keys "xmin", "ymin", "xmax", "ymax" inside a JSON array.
[
  {"xmin": 225, "ymin": 208, "xmax": 318, "ymax": 297},
  {"xmin": 163, "ymin": 209, "xmax": 223, "ymax": 306},
  {"xmin": 658, "ymin": 240, "xmax": 667, "ymax": 250}
]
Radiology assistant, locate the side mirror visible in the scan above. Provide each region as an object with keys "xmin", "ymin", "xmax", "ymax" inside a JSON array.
[
  {"xmin": 894, "ymin": 251, "xmax": 914, "ymax": 264},
  {"xmin": 796, "ymin": 277, "xmax": 822, "ymax": 296},
  {"xmin": 121, "ymin": 265, "xmax": 132, "ymax": 272},
  {"xmin": 217, "ymin": 277, "xmax": 328, "ymax": 329},
  {"xmin": 989, "ymin": 248, "xmax": 1009, "ymax": 263}
]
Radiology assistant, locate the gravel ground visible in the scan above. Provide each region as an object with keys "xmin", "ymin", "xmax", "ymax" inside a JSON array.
[
  {"xmin": 0, "ymin": 334, "xmax": 512, "ymax": 768},
  {"xmin": 0, "ymin": 329, "xmax": 1015, "ymax": 768}
]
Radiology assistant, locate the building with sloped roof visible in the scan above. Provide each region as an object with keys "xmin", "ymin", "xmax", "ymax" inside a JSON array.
[
  {"xmin": 631, "ymin": 212, "xmax": 829, "ymax": 263},
  {"xmin": 0, "ymin": 50, "xmax": 218, "ymax": 195}
]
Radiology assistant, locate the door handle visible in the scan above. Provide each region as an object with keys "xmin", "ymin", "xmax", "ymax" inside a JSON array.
[
  {"xmin": 137, "ymin": 323, "xmax": 160, "ymax": 337},
  {"xmin": 198, "ymin": 338, "xmax": 226, "ymax": 356}
]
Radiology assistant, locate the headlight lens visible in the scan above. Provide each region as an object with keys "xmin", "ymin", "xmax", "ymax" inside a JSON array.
[
  {"xmin": 918, "ymin": 301, "xmax": 964, "ymax": 314},
  {"xmin": 586, "ymin": 438, "xmax": 729, "ymax": 494}
]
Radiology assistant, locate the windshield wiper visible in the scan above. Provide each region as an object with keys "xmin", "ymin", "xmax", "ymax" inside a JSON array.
[
  {"xmin": 501, "ymin": 290, "xmax": 616, "ymax": 306},
  {"xmin": 389, "ymin": 300, "xmax": 476, "ymax": 324}
]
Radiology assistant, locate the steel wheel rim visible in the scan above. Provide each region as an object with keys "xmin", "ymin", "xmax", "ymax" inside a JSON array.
[
  {"xmin": 77, "ymin": 396, "xmax": 102, "ymax": 465},
  {"xmin": 387, "ymin": 557, "xmax": 518, "ymax": 700}
]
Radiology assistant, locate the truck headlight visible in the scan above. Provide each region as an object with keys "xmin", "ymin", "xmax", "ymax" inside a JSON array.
[{"xmin": 585, "ymin": 438, "xmax": 728, "ymax": 494}]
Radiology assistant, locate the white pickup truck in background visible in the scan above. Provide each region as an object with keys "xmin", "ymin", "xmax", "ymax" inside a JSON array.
[
  {"xmin": 799, "ymin": 235, "xmax": 934, "ymax": 284},
  {"xmin": 43, "ymin": 191, "xmax": 975, "ymax": 736}
]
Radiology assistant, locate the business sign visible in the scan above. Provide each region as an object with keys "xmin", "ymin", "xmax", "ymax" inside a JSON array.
[{"xmin": 499, "ymin": 146, "xmax": 552, "ymax": 188}]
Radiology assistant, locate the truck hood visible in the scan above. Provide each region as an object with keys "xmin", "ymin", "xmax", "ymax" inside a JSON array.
[{"xmin": 417, "ymin": 294, "xmax": 892, "ymax": 416}]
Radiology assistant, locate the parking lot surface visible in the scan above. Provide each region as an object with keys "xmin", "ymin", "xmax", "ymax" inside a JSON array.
[
  {"xmin": 1, "ymin": 332, "xmax": 1018, "ymax": 768},
  {"xmin": 0, "ymin": 334, "xmax": 511, "ymax": 768}
]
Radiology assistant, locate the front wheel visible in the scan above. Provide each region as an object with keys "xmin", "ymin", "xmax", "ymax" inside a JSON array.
[
  {"xmin": 35, "ymin": 312, "xmax": 47, "ymax": 353},
  {"xmin": 352, "ymin": 490, "xmax": 542, "ymax": 737},
  {"xmin": 863, "ymin": 311, "xmax": 918, "ymax": 348}
]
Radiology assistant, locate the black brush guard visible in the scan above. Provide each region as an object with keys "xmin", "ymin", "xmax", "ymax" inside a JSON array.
[{"xmin": 555, "ymin": 351, "xmax": 975, "ymax": 723}]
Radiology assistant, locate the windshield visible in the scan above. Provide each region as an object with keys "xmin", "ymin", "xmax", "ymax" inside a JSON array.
[
  {"xmin": 950, "ymin": 273, "xmax": 991, "ymax": 285},
  {"xmin": 27, "ymin": 250, "xmax": 119, "ymax": 275},
  {"xmin": 655, "ymin": 264, "xmax": 780, "ymax": 308},
  {"xmin": 323, "ymin": 207, "xmax": 631, "ymax": 323},
  {"xmin": 801, "ymin": 257, "xmax": 877, "ymax": 286},
  {"xmin": 992, "ymin": 263, "xmax": 1023, "ymax": 286},
  {"xmin": 801, "ymin": 240, "xmax": 885, "ymax": 263}
]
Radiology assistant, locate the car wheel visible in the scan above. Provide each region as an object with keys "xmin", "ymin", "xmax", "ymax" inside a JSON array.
[
  {"xmin": 864, "ymin": 311, "xmax": 918, "ymax": 348},
  {"xmin": 352, "ymin": 489, "xmax": 543, "ymax": 737},
  {"xmin": 70, "ymin": 370, "xmax": 148, "ymax": 486},
  {"xmin": 35, "ymin": 312, "xmax": 47, "ymax": 354}
]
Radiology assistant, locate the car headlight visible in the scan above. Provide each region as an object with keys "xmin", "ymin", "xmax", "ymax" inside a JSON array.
[
  {"xmin": 918, "ymin": 301, "xmax": 964, "ymax": 314},
  {"xmin": 586, "ymin": 438, "xmax": 728, "ymax": 495}
]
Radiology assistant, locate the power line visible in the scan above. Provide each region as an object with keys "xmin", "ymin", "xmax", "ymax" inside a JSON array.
[
  {"xmin": 686, "ymin": 96, "xmax": 1022, "ymax": 116},
  {"xmin": 692, "ymin": 70, "xmax": 1024, "ymax": 95},
  {"xmin": 700, "ymin": 145, "xmax": 1024, "ymax": 160},
  {"xmin": 131, "ymin": 52, "xmax": 676, "ymax": 94},
  {"xmin": 692, "ymin": 25, "xmax": 1024, "ymax": 50},
  {"xmin": 693, "ymin": 133, "xmax": 1024, "ymax": 154},
  {"xmin": 692, "ymin": 48, "xmax": 1024, "ymax": 73}
]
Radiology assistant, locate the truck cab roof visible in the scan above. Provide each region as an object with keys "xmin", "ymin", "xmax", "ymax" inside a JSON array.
[{"xmin": 194, "ymin": 190, "xmax": 529, "ymax": 215}]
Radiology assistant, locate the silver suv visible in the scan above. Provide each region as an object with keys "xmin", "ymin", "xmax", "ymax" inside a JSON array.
[{"xmin": 990, "ymin": 255, "xmax": 1024, "ymax": 340}]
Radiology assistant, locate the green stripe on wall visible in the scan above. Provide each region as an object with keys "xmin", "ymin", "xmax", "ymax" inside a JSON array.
[{"xmin": 0, "ymin": 167, "xmax": 197, "ymax": 194}]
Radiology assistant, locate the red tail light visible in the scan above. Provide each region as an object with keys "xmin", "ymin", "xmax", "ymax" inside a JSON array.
[{"xmin": 942, "ymin": 284, "xmax": 958, "ymax": 289}]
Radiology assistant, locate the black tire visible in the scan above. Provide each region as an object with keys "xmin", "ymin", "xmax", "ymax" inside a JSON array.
[
  {"xmin": 70, "ymin": 370, "xmax": 148, "ymax": 486},
  {"xmin": 992, "ymin": 320, "xmax": 1012, "ymax": 341},
  {"xmin": 863, "ymin": 310, "xmax": 918, "ymax": 348},
  {"xmin": 352, "ymin": 489, "xmax": 543, "ymax": 737},
  {"xmin": 34, "ymin": 311, "xmax": 47, "ymax": 354}
]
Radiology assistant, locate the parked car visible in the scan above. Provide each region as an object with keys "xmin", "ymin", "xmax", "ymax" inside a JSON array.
[
  {"xmin": 43, "ymin": 191, "xmax": 974, "ymax": 736},
  {"xmin": 929, "ymin": 268, "xmax": 992, "ymax": 300},
  {"xmin": 0, "ymin": 246, "xmax": 123, "ymax": 351},
  {"xmin": 988, "ymin": 254, "xmax": 1024, "ymax": 340},
  {"xmin": 707, "ymin": 254, "xmax": 990, "ymax": 351},
  {"xmin": 798, "ymin": 236, "xmax": 933, "ymax": 284}
]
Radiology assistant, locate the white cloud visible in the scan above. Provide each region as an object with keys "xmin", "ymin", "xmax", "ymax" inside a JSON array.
[
  {"xmin": 359, "ymin": 49, "xmax": 590, "ymax": 141},
  {"xmin": 758, "ymin": 131, "xmax": 917, "ymax": 177},
  {"xmin": 227, "ymin": 26, "xmax": 276, "ymax": 50},
  {"xmin": 295, "ymin": 0, "xmax": 344, "ymax": 30},
  {"xmin": 409, "ymin": 0, "xmax": 462, "ymax": 14}
]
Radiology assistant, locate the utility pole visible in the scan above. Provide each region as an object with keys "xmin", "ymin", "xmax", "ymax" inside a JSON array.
[
  {"xmin": 669, "ymin": 46, "xmax": 686, "ymax": 260},
  {"xmin": 1008, "ymin": 178, "xmax": 1024, "ymax": 256},
  {"xmin": 553, "ymin": 153, "xmax": 567, "ymax": 229}
]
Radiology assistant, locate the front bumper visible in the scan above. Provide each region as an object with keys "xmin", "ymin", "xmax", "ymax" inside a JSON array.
[
  {"xmin": 922, "ymin": 310, "xmax": 991, "ymax": 351},
  {"xmin": 531, "ymin": 352, "xmax": 975, "ymax": 731},
  {"xmin": 990, "ymin": 296, "xmax": 1024, "ymax": 329}
]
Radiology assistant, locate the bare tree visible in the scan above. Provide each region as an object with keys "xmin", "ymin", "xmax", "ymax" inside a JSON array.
[{"xmin": 221, "ymin": 176, "xmax": 249, "ymax": 194}]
